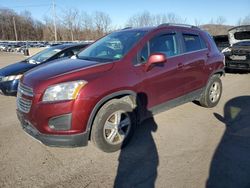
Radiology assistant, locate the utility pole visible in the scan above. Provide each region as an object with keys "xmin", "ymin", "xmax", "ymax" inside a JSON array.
[
  {"xmin": 52, "ymin": 0, "xmax": 57, "ymax": 42},
  {"xmin": 13, "ymin": 17, "xmax": 18, "ymax": 41}
]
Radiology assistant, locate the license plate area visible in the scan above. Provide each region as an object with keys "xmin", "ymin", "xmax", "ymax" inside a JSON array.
[
  {"xmin": 17, "ymin": 111, "xmax": 39, "ymax": 136},
  {"xmin": 17, "ymin": 110, "xmax": 26, "ymax": 125},
  {"xmin": 230, "ymin": 55, "xmax": 247, "ymax": 61}
]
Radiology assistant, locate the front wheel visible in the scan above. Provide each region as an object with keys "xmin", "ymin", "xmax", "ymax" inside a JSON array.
[
  {"xmin": 91, "ymin": 99, "xmax": 136, "ymax": 152},
  {"xmin": 199, "ymin": 75, "xmax": 222, "ymax": 108}
]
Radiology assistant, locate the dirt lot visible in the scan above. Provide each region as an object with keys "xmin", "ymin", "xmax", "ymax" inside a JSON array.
[{"xmin": 0, "ymin": 52, "xmax": 250, "ymax": 188}]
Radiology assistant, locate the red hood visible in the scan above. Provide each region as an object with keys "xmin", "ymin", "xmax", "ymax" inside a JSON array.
[{"xmin": 22, "ymin": 58, "xmax": 114, "ymax": 94}]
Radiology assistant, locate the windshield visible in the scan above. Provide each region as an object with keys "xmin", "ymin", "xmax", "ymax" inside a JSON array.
[
  {"xmin": 77, "ymin": 30, "xmax": 147, "ymax": 62},
  {"xmin": 27, "ymin": 47, "xmax": 61, "ymax": 64},
  {"xmin": 234, "ymin": 31, "xmax": 250, "ymax": 40}
]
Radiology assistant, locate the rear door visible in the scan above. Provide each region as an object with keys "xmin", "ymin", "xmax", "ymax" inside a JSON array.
[{"xmin": 180, "ymin": 32, "xmax": 208, "ymax": 94}]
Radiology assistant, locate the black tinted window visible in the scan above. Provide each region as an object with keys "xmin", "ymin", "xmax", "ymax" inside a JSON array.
[
  {"xmin": 200, "ymin": 36, "xmax": 207, "ymax": 49},
  {"xmin": 72, "ymin": 46, "xmax": 85, "ymax": 54},
  {"xmin": 235, "ymin": 31, "xmax": 250, "ymax": 40},
  {"xmin": 150, "ymin": 33, "xmax": 178, "ymax": 57},
  {"xmin": 183, "ymin": 34, "xmax": 203, "ymax": 52},
  {"xmin": 57, "ymin": 49, "xmax": 75, "ymax": 58},
  {"xmin": 138, "ymin": 33, "xmax": 178, "ymax": 64}
]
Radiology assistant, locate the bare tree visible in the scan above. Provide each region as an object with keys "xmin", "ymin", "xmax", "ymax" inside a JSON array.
[
  {"xmin": 80, "ymin": 12, "xmax": 95, "ymax": 40},
  {"xmin": 93, "ymin": 11, "xmax": 112, "ymax": 38},
  {"xmin": 216, "ymin": 16, "xmax": 226, "ymax": 25},
  {"xmin": 62, "ymin": 8, "xmax": 81, "ymax": 41},
  {"xmin": 126, "ymin": 11, "xmax": 153, "ymax": 27},
  {"xmin": 166, "ymin": 13, "xmax": 186, "ymax": 23},
  {"xmin": 0, "ymin": 8, "xmax": 17, "ymax": 40},
  {"xmin": 43, "ymin": 16, "xmax": 55, "ymax": 41},
  {"xmin": 153, "ymin": 14, "xmax": 167, "ymax": 26},
  {"xmin": 209, "ymin": 18, "xmax": 214, "ymax": 24},
  {"xmin": 126, "ymin": 11, "xmax": 186, "ymax": 27},
  {"xmin": 237, "ymin": 14, "xmax": 250, "ymax": 25},
  {"xmin": 0, "ymin": 8, "xmax": 44, "ymax": 41},
  {"xmin": 194, "ymin": 19, "xmax": 202, "ymax": 27}
]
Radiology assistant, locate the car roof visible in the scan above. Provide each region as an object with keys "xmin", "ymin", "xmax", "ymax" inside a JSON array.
[{"xmin": 117, "ymin": 24, "xmax": 201, "ymax": 34}]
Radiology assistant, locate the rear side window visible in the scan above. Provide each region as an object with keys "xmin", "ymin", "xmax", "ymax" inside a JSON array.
[
  {"xmin": 183, "ymin": 34, "xmax": 206, "ymax": 52},
  {"xmin": 200, "ymin": 36, "xmax": 207, "ymax": 49}
]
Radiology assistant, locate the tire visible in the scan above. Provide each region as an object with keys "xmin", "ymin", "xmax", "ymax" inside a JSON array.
[
  {"xmin": 199, "ymin": 75, "xmax": 222, "ymax": 108},
  {"xmin": 91, "ymin": 99, "xmax": 136, "ymax": 152}
]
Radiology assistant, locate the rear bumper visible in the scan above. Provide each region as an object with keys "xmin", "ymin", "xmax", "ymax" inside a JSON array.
[{"xmin": 17, "ymin": 110, "xmax": 89, "ymax": 147}]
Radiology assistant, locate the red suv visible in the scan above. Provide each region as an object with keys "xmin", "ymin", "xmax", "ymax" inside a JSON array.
[{"xmin": 17, "ymin": 24, "xmax": 224, "ymax": 152}]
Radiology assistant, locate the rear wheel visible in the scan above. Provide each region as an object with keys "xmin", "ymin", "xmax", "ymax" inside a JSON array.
[
  {"xmin": 91, "ymin": 99, "xmax": 136, "ymax": 152},
  {"xmin": 199, "ymin": 75, "xmax": 222, "ymax": 108}
]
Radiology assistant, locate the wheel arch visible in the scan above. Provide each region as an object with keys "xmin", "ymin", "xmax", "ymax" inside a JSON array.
[
  {"xmin": 211, "ymin": 68, "xmax": 225, "ymax": 77},
  {"xmin": 205, "ymin": 68, "xmax": 225, "ymax": 86},
  {"xmin": 86, "ymin": 90, "xmax": 137, "ymax": 140}
]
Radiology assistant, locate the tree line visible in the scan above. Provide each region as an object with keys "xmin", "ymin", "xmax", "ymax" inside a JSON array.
[
  {"xmin": 0, "ymin": 8, "xmax": 112, "ymax": 41},
  {"xmin": 0, "ymin": 7, "xmax": 250, "ymax": 41}
]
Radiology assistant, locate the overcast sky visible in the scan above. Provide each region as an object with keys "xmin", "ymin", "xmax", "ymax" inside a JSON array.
[{"xmin": 0, "ymin": 0, "xmax": 249, "ymax": 26}]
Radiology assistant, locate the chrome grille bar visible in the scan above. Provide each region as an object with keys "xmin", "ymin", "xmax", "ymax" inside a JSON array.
[
  {"xmin": 17, "ymin": 82, "xmax": 33, "ymax": 113},
  {"xmin": 18, "ymin": 82, "xmax": 34, "ymax": 97}
]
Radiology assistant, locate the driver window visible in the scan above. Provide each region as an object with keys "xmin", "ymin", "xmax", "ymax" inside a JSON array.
[
  {"xmin": 138, "ymin": 33, "xmax": 178, "ymax": 64},
  {"xmin": 150, "ymin": 33, "xmax": 178, "ymax": 57}
]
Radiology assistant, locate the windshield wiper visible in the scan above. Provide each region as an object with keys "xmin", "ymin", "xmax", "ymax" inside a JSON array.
[
  {"xmin": 28, "ymin": 59, "xmax": 40, "ymax": 64},
  {"xmin": 78, "ymin": 56, "xmax": 95, "ymax": 61}
]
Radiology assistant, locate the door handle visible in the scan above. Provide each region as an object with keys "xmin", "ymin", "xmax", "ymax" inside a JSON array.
[{"xmin": 177, "ymin": 63, "xmax": 183, "ymax": 69}]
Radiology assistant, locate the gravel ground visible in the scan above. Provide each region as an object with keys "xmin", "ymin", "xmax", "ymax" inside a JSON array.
[{"xmin": 0, "ymin": 52, "xmax": 250, "ymax": 188}]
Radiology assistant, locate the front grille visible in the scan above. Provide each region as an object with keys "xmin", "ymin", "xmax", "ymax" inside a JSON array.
[
  {"xmin": 233, "ymin": 50, "xmax": 244, "ymax": 55},
  {"xmin": 18, "ymin": 82, "xmax": 34, "ymax": 97},
  {"xmin": 17, "ymin": 96, "xmax": 32, "ymax": 113},
  {"xmin": 17, "ymin": 82, "xmax": 33, "ymax": 113}
]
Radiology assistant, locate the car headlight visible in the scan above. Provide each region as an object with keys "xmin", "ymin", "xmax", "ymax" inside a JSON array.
[
  {"xmin": 42, "ymin": 80, "xmax": 87, "ymax": 102},
  {"xmin": 1, "ymin": 74, "xmax": 22, "ymax": 82}
]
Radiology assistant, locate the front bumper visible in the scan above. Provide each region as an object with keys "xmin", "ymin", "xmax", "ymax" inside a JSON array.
[
  {"xmin": 225, "ymin": 61, "xmax": 250, "ymax": 71},
  {"xmin": 0, "ymin": 80, "xmax": 19, "ymax": 96},
  {"xmin": 17, "ymin": 110, "xmax": 89, "ymax": 147}
]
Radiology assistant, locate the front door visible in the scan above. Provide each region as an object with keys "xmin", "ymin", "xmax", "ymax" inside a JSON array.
[{"xmin": 134, "ymin": 32, "xmax": 185, "ymax": 109}]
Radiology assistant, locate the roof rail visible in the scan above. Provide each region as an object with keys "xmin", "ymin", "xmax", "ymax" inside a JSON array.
[
  {"xmin": 122, "ymin": 27, "xmax": 132, "ymax": 30},
  {"xmin": 157, "ymin": 23, "xmax": 199, "ymax": 29}
]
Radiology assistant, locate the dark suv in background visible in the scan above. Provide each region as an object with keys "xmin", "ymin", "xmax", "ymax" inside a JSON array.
[
  {"xmin": 222, "ymin": 25, "xmax": 250, "ymax": 71},
  {"xmin": 16, "ymin": 24, "xmax": 224, "ymax": 152}
]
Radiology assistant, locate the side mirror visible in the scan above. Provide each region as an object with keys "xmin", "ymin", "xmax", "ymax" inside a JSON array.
[
  {"xmin": 71, "ymin": 55, "xmax": 77, "ymax": 59},
  {"xmin": 144, "ymin": 53, "xmax": 167, "ymax": 71}
]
